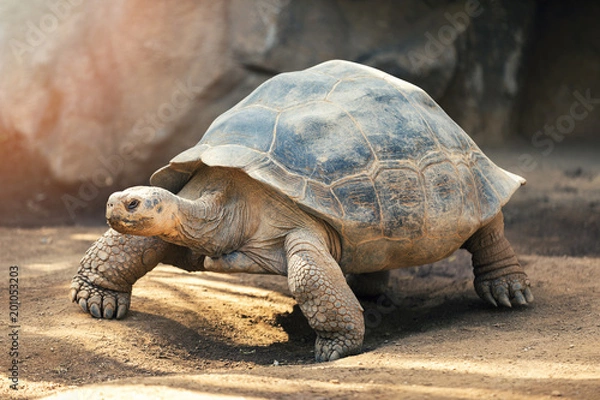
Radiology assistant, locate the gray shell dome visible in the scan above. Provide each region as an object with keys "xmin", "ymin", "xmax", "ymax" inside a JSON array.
[{"xmin": 151, "ymin": 60, "xmax": 525, "ymax": 271}]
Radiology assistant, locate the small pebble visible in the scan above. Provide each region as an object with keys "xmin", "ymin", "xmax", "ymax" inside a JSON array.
[
  {"xmin": 551, "ymin": 390, "xmax": 562, "ymax": 397},
  {"xmin": 330, "ymin": 379, "xmax": 340, "ymax": 384}
]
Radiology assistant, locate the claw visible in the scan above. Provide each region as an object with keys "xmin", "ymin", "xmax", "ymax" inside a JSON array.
[
  {"xmin": 314, "ymin": 335, "xmax": 361, "ymax": 362},
  {"xmin": 510, "ymin": 280, "xmax": 523, "ymax": 292},
  {"xmin": 478, "ymin": 283, "xmax": 498, "ymax": 307},
  {"xmin": 71, "ymin": 274, "xmax": 132, "ymax": 319},
  {"xmin": 103, "ymin": 297, "xmax": 116, "ymax": 319},
  {"xmin": 524, "ymin": 287, "xmax": 534, "ymax": 303},
  {"xmin": 513, "ymin": 290, "xmax": 527, "ymax": 306},
  {"xmin": 483, "ymin": 291, "xmax": 498, "ymax": 307},
  {"xmin": 475, "ymin": 272, "xmax": 533, "ymax": 309},
  {"xmin": 70, "ymin": 288, "xmax": 78, "ymax": 303},
  {"xmin": 103, "ymin": 305, "xmax": 114, "ymax": 319},
  {"xmin": 116, "ymin": 304, "xmax": 128, "ymax": 320},
  {"xmin": 72, "ymin": 280, "xmax": 131, "ymax": 319},
  {"xmin": 498, "ymin": 292, "xmax": 512, "ymax": 308},
  {"xmin": 492, "ymin": 284, "xmax": 512, "ymax": 308},
  {"xmin": 90, "ymin": 303, "xmax": 102, "ymax": 318},
  {"xmin": 510, "ymin": 281, "xmax": 528, "ymax": 306},
  {"xmin": 78, "ymin": 298, "xmax": 88, "ymax": 313}
]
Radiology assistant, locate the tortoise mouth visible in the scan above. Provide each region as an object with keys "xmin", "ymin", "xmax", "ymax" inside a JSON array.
[{"xmin": 107, "ymin": 214, "xmax": 154, "ymax": 234}]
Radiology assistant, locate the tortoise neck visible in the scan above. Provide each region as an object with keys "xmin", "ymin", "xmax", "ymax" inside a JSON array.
[{"xmin": 171, "ymin": 189, "xmax": 248, "ymax": 257}]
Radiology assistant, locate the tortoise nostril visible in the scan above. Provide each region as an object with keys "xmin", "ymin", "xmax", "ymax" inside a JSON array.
[{"xmin": 126, "ymin": 199, "xmax": 140, "ymax": 211}]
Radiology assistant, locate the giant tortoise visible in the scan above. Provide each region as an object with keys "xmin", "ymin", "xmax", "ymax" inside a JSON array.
[{"xmin": 71, "ymin": 60, "xmax": 532, "ymax": 362}]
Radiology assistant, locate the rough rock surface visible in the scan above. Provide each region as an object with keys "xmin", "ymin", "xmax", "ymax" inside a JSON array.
[{"xmin": 518, "ymin": 1, "xmax": 600, "ymax": 143}]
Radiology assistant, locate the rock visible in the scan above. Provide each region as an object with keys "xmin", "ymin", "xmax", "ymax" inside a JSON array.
[
  {"xmin": 438, "ymin": 0, "xmax": 537, "ymax": 145},
  {"xmin": 231, "ymin": 0, "xmax": 463, "ymax": 97},
  {"xmin": 1, "ymin": 0, "xmax": 233, "ymax": 183},
  {"xmin": 518, "ymin": 1, "xmax": 600, "ymax": 144}
]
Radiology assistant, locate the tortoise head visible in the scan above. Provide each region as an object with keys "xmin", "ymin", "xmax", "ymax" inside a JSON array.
[{"xmin": 106, "ymin": 186, "xmax": 178, "ymax": 236}]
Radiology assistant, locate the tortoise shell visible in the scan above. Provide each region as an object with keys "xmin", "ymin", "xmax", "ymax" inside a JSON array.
[{"xmin": 151, "ymin": 60, "xmax": 525, "ymax": 272}]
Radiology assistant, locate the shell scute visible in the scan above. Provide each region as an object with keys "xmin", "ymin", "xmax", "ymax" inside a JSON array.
[
  {"xmin": 331, "ymin": 175, "xmax": 382, "ymax": 242},
  {"xmin": 374, "ymin": 167, "xmax": 425, "ymax": 240},
  {"xmin": 204, "ymin": 106, "xmax": 277, "ymax": 153},
  {"xmin": 422, "ymin": 160, "xmax": 464, "ymax": 239},
  {"xmin": 326, "ymin": 78, "xmax": 437, "ymax": 162},
  {"xmin": 303, "ymin": 181, "xmax": 343, "ymax": 220},
  {"xmin": 236, "ymin": 71, "xmax": 338, "ymax": 111},
  {"xmin": 273, "ymin": 103, "xmax": 374, "ymax": 185}
]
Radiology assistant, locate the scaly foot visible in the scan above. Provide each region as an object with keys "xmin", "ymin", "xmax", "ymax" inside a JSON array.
[
  {"xmin": 315, "ymin": 330, "xmax": 363, "ymax": 362},
  {"xmin": 475, "ymin": 273, "xmax": 534, "ymax": 308},
  {"xmin": 71, "ymin": 275, "xmax": 131, "ymax": 319},
  {"xmin": 70, "ymin": 229, "xmax": 169, "ymax": 319}
]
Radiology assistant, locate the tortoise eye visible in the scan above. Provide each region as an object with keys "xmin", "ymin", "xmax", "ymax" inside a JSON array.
[{"xmin": 126, "ymin": 199, "xmax": 140, "ymax": 211}]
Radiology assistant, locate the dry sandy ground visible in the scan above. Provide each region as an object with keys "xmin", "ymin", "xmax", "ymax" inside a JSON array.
[{"xmin": 0, "ymin": 145, "xmax": 599, "ymax": 400}]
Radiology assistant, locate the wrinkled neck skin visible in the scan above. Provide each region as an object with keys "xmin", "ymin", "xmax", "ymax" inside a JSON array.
[{"xmin": 163, "ymin": 184, "xmax": 247, "ymax": 258}]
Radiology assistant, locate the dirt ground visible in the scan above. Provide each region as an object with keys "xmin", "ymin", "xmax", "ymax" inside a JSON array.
[{"xmin": 1, "ymin": 145, "xmax": 599, "ymax": 400}]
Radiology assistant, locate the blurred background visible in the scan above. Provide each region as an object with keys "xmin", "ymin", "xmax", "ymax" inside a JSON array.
[{"xmin": 0, "ymin": 0, "xmax": 598, "ymax": 226}]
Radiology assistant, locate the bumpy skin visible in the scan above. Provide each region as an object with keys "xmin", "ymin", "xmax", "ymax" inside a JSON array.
[
  {"xmin": 70, "ymin": 229, "xmax": 163, "ymax": 319},
  {"xmin": 71, "ymin": 229, "xmax": 204, "ymax": 319},
  {"xmin": 463, "ymin": 213, "xmax": 533, "ymax": 307},
  {"xmin": 285, "ymin": 230, "xmax": 364, "ymax": 361}
]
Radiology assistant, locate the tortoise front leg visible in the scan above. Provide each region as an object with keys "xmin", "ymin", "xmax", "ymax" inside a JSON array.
[
  {"xmin": 463, "ymin": 211, "xmax": 534, "ymax": 307},
  {"xmin": 285, "ymin": 230, "xmax": 365, "ymax": 362},
  {"xmin": 71, "ymin": 228, "xmax": 207, "ymax": 319},
  {"xmin": 70, "ymin": 229, "xmax": 170, "ymax": 319}
]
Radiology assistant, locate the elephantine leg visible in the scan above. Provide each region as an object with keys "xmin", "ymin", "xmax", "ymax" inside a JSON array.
[
  {"xmin": 71, "ymin": 228, "xmax": 206, "ymax": 319},
  {"xmin": 71, "ymin": 229, "xmax": 170, "ymax": 319},
  {"xmin": 462, "ymin": 212, "xmax": 534, "ymax": 308},
  {"xmin": 285, "ymin": 230, "xmax": 364, "ymax": 362}
]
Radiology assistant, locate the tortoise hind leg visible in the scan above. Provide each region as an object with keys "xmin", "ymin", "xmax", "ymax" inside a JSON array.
[{"xmin": 462, "ymin": 211, "xmax": 534, "ymax": 307}]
